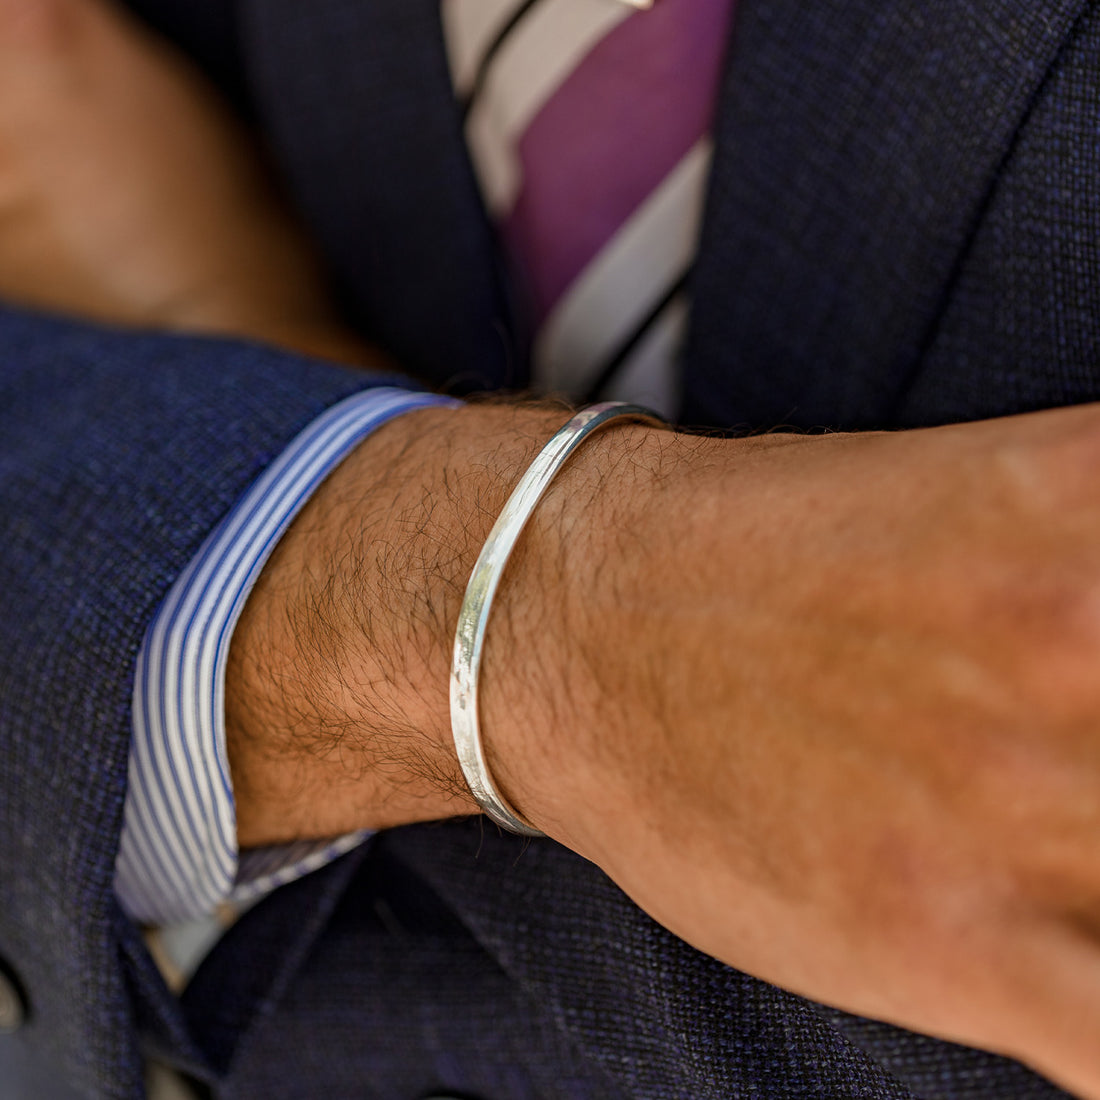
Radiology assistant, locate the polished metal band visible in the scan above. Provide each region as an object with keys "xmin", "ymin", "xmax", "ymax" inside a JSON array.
[{"xmin": 450, "ymin": 402, "xmax": 665, "ymax": 836}]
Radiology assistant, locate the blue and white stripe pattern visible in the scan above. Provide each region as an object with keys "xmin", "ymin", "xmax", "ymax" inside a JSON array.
[{"xmin": 115, "ymin": 388, "xmax": 458, "ymax": 925}]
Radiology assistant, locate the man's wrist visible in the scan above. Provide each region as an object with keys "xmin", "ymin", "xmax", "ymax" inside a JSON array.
[
  {"xmin": 475, "ymin": 416, "xmax": 673, "ymax": 842},
  {"xmin": 224, "ymin": 400, "xmax": 652, "ymax": 847}
]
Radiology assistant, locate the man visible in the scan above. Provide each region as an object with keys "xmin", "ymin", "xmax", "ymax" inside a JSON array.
[{"xmin": 2, "ymin": 0, "xmax": 1100, "ymax": 1097}]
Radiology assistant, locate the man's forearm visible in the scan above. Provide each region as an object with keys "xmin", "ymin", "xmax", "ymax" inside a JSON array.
[{"xmin": 227, "ymin": 397, "xmax": 1100, "ymax": 1099}]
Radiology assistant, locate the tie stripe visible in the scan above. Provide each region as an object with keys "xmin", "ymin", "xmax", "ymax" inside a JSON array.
[
  {"xmin": 501, "ymin": 1, "xmax": 730, "ymax": 321},
  {"xmin": 457, "ymin": 0, "xmax": 541, "ymax": 117},
  {"xmin": 456, "ymin": 0, "xmax": 636, "ymax": 215},
  {"xmin": 444, "ymin": 0, "xmax": 735, "ymax": 414},
  {"xmin": 599, "ymin": 289, "xmax": 692, "ymax": 412},
  {"xmin": 581, "ymin": 266, "xmax": 691, "ymax": 403},
  {"xmin": 443, "ymin": 0, "xmax": 537, "ymax": 98},
  {"xmin": 531, "ymin": 136, "xmax": 712, "ymax": 395}
]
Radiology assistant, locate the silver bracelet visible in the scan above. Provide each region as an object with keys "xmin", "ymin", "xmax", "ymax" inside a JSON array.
[{"xmin": 450, "ymin": 402, "xmax": 665, "ymax": 836}]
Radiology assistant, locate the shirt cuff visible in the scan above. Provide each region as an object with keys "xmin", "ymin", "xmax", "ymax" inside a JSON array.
[{"xmin": 115, "ymin": 388, "xmax": 459, "ymax": 925}]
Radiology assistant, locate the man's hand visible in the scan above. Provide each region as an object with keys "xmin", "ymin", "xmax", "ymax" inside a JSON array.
[
  {"xmin": 228, "ymin": 398, "xmax": 1100, "ymax": 1100},
  {"xmin": 0, "ymin": 0, "xmax": 372, "ymax": 363}
]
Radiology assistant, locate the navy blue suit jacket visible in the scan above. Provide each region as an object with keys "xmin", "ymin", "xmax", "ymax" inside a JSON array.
[{"xmin": 2, "ymin": 0, "xmax": 1099, "ymax": 1096}]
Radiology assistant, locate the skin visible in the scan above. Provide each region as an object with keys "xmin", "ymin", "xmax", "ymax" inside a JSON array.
[
  {"xmin": 0, "ymin": 0, "xmax": 374, "ymax": 362},
  {"xmin": 5, "ymin": 0, "xmax": 1100, "ymax": 1095}
]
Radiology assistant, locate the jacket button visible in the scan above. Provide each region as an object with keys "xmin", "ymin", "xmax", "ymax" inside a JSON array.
[{"xmin": 0, "ymin": 966, "xmax": 26, "ymax": 1033}]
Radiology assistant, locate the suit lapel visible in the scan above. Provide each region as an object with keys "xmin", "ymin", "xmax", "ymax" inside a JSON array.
[
  {"xmin": 683, "ymin": 0, "xmax": 1092, "ymax": 430},
  {"xmin": 238, "ymin": 0, "xmax": 517, "ymax": 391}
]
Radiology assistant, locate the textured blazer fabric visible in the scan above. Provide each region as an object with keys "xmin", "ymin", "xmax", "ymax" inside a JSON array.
[{"xmin": 1, "ymin": 0, "xmax": 1098, "ymax": 1096}]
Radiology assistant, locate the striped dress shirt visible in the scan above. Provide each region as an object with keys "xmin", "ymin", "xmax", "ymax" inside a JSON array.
[{"xmin": 115, "ymin": 389, "xmax": 456, "ymax": 924}]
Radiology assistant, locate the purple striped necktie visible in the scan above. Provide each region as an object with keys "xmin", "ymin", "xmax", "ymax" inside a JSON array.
[{"xmin": 444, "ymin": 0, "xmax": 736, "ymax": 414}]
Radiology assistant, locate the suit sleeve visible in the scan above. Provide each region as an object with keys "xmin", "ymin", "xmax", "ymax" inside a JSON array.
[{"xmin": 0, "ymin": 305, "xmax": 422, "ymax": 1099}]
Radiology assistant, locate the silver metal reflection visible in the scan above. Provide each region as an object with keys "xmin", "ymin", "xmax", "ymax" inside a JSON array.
[{"xmin": 449, "ymin": 402, "xmax": 664, "ymax": 837}]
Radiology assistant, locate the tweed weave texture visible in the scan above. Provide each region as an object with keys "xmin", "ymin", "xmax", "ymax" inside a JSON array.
[{"xmin": 681, "ymin": 0, "xmax": 1096, "ymax": 431}]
